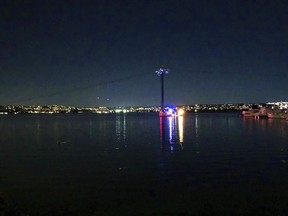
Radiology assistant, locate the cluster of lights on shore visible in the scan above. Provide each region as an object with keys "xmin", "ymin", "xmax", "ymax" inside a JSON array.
[{"xmin": 115, "ymin": 106, "xmax": 185, "ymax": 116}]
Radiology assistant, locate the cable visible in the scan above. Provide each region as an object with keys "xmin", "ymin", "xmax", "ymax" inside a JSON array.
[{"xmin": 7, "ymin": 72, "xmax": 151, "ymax": 105}]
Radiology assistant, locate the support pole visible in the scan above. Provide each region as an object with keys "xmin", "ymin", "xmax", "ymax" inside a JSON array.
[
  {"xmin": 155, "ymin": 66, "xmax": 169, "ymax": 116},
  {"xmin": 161, "ymin": 73, "xmax": 164, "ymax": 112}
]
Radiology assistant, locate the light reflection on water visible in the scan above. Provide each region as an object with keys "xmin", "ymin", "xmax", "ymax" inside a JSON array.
[
  {"xmin": 194, "ymin": 113, "xmax": 199, "ymax": 146},
  {"xmin": 116, "ymin": 114, "xmax": 126, "ymax": 147},
  {"xmin": 160, "ymin": 116, "xmax": 184, "ymax": 151}
]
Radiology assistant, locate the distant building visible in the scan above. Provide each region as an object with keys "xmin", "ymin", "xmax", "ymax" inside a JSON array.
[{"xmin": 267, "ymin": 102, "xmax": 288, "ymax": 110}]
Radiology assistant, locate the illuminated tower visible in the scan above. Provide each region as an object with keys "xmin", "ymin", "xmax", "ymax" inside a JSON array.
[{"xmin": 155, "ymin": 66, "xmax": 169, "ymax": 115}]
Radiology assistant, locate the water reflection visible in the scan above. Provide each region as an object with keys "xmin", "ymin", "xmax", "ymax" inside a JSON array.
[
  {"xmin": 242, "ymin": 116, "xmax": 288, "ymax": 138},
  {"xmin": 115, "ymin": 113, "xmax": 126, "ymax": 143},
  {"xmin": 178, "ymin": 116, "xmax": 184, "ymax": 143},
  {"xmin": 194, "ymin": 114, "xmax": 199, "ymax": 146},
  {"xmin": 160, "ymin": 116, "xmax": 184, "ymax": 151}
]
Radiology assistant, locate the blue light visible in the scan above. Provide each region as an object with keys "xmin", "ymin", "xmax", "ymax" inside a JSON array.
[{"xmin": 167, "ymin": 108, "xmax": 173, "ymax": 115}]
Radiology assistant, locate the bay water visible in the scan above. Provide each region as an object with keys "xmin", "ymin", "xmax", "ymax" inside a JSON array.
[{"xmin": 1, "ymin": 112, "xmax": 288, "ymax": 215}]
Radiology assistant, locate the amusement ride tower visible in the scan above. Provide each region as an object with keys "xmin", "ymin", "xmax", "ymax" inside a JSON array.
[{"xmin": 155, "ymin": 66, "xmax": 172, "ymax": 117}]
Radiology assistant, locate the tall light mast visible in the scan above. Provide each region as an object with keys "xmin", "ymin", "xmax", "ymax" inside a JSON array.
[{"xmin": 155, "ymin": 66, "xmax": 169, "ymax": 115}]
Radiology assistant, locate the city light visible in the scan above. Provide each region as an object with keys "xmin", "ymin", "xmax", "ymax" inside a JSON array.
[{"xmin": 177, "ymin": 109, "xmax": 184, "ymax": 116}]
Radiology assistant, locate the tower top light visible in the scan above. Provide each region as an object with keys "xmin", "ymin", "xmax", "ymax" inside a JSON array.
[{"xmin": 155, "ymin": 66, "xmax": 169, "ymax": 76}]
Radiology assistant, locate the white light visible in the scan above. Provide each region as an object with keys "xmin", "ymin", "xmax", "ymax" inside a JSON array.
[{"xmin": 177, "ymin": 109, "xmax": 184, "ymax": 116}]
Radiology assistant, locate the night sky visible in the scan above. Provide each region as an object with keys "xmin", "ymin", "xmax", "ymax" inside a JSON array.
[{"xmin": 1, "ymin": 0, "xmax": 288, "ymax": 107}]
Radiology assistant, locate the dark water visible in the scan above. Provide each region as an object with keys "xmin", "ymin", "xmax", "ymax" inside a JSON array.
[{"xmin": 1, "ymin": 113, "xmax": 288, "ymax": 215}]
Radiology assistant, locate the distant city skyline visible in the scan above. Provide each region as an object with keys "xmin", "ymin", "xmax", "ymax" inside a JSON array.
[
  {"xmin": 3, "ymin": 102, "xmax": 287, "ymax": 115},
  {"xmin": 1, "ymin": 0, "xmax": 288, "ymax": 107}
]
